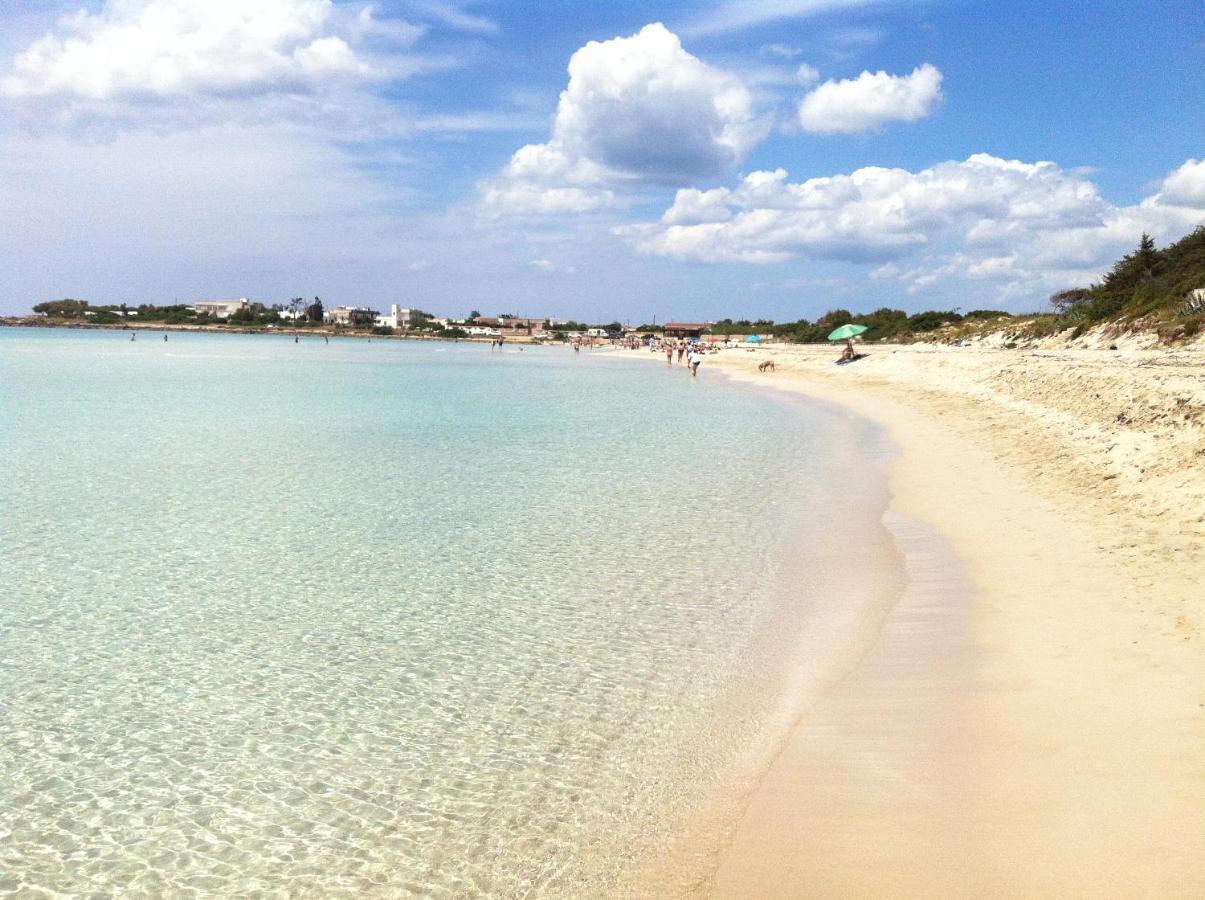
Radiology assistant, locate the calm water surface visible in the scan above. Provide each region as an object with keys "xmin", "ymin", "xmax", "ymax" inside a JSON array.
[{"xmin": 0, "ymin": 329, "xmax": 892, "ymax": 897}]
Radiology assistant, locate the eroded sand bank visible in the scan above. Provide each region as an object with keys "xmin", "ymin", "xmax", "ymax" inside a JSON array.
[{"xmin": 691, "ymin": 344, "xmax": 1204, "ymax": 897}]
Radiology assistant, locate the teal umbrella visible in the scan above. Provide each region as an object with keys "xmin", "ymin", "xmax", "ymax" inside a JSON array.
[
  {"xmin": 745, "ymin": 334, "xmax": 761, "ymax": 343},
  {"xmin": 827, "ymin": 323, "xmax": 868, "ymax": 341}
]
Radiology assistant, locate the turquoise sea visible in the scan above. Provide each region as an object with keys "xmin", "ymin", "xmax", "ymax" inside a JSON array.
[{"xmin": 0, "ymin": 329, "xmax": 899, "ymax": 897}]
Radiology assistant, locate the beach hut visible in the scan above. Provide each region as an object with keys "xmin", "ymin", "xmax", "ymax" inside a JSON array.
[{"xmin": 663, "ymin": 322, "xmax": 709, "ymax": 339}]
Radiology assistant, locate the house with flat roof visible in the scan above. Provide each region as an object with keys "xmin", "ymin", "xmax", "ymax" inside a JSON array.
[
  {"xmin": 195, "ymin": 298, "xmax": 250, "ymax": 319},
  {"xmin": 324, "ymin": 305, "xmax": 378, "ymax": 326},
  {"xmin": 376, "ymin": 305, "xmax": 413, "ymax": 328}
]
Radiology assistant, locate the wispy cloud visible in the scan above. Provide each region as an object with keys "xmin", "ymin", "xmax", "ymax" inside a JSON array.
[
  {"xmin": 685, "ymin": 0, "xmax": 891, "ymax": 37},
  {"xmin": 529, "ymin": 258, "xmax": 576, "ymax": 273},
  {"xmin": 407, "ymin": 1, "xmax": 498, "ymax": 35},
  {"xmin": 411, "ymin": 111, "xmax": 545, "ymax": 133}
]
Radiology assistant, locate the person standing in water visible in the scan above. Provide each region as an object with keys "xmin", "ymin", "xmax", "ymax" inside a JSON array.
[
  {"xmin": 676, "ymin": 342, "xmax": 686, "ymax": 364},
  {"xmin": 688, "ymin": 347, "xmax": 702, "ymax": 377},
  {"xmin": 163, "ymin": 334, "xmax": 168, "ymax": 342},
  {"xmin": 665, "ymin": 342, "xmax": 674, "ymax": 365}
]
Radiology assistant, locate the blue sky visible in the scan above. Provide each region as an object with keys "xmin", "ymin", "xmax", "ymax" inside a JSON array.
[{"xmin": 1, "ymin": 0, "xmax": 1202, "ymax": 323}]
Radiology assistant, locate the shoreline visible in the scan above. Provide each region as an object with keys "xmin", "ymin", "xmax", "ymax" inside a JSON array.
[
  {"xmin": 690, "ymin": 344, "xmax": 1204, "ymax": 895},
  {"xmin": 0, "ymin": 318, "xmax": 544, "ymax": 344}
]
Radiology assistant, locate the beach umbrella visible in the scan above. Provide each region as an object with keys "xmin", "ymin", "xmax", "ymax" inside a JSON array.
[
  {"xmin": 827, "ymin": 323, "xmax": 868, "ymax": 341},
  {"xmin": 745, "ymin": 334, "xmax": 761, "ymax": 343}
]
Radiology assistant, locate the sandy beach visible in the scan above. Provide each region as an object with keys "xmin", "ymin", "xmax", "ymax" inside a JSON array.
[{"xmin": 663, "ymin": 343, "xmax": 1205, "ymax": 897}]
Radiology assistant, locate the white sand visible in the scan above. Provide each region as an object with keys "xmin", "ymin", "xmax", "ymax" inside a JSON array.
[{"xmin": 663, "ymin": 343, "xmax": 1204, "ymax": 897}]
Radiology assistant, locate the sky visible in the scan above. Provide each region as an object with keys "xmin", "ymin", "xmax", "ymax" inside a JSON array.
[{"xmin": 1, "ymin": 0, "xmax": 1202, "ymax": 323}]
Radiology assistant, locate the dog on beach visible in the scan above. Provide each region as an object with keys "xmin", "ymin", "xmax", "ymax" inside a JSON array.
[{"xmin": 757, "ymin": 360, "xmax": 776, "ymax": 372}]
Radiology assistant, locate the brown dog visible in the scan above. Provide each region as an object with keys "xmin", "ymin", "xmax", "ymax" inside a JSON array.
[{"xmin": 757, "ymin": 360, "xmax": 776, "ymax": 372}]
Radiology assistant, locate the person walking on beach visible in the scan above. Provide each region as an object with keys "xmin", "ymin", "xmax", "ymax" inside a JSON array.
[
  {"xmin": 665, "ymin": 342, "xmax": 674, "ymax": 365},
  {"xmin": 677, "ymin": 342, "xmax": 686, "ymax": 364},
  {"xmin": 688, "ymin": 347, "xmax": 702, "ymax": 377}
]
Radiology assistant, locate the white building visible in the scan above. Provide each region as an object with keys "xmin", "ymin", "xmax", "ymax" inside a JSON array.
[
  {"xmin": 376, "ymin": 305, "xmax": 413, "ymax": 329},
  {"xmin": 324, "ymin": 305, "xmax": 378, "ymax": 326},
  {"xmin": 195, "ymin": 298, "xmax": 250, "ymax": 319}
]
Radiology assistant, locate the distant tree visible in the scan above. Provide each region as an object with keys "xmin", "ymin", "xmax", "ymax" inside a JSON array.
[
  {"xmin": 33, "ymin": 299, "xmax": 89, "ymax": 317},
  {"xmin": 1049, "ymin": 289, "xmax": 1093, "ymax": 315},
  {"xmin": 1101, "ymin": 233, "xmax": 1160, "ymax": 296},
  {"xmin": 469, "ymin": 309, "xmax": 482, "ymax": 320},
  {"xmin": 305, "ymin": 298, "xmax": 324, "ymax": 323},
  {"xmin": 1136, "ymin": 232, "xmax": 1158, "ymax": 278},
  {"xmin": 815, "ymin": 309, "xmax": 853, "ymax": 329}
]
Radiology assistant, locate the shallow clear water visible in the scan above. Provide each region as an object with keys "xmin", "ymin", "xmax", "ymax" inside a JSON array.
[{"xmin": 0, "ymin": 329, "xmax": 892, "ymax": 897}]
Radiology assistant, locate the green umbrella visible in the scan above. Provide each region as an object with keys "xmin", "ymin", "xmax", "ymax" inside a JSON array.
[{"xmin": 827, "ymin": 323, "xmax": 868, "ymax": 341}]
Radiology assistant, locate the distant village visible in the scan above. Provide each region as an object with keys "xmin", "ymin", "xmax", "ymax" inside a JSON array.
[
  {"xmin": 20, "ymin": 296, "xmax": 727, "ymax": 344},
  {"xmin": 18, "ymin": 294, "xmax": 1013, "ymax": 344}
]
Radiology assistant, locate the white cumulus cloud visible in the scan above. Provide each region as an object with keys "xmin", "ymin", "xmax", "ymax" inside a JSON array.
[
  {"xmin": 1156, "ymin": 158, "xmax": 1205, "ymax": 208},
  {"xmin": 618, "ymin": 154, "xmax": 1205, "ymax": 302},
  {"xmin": 480, "ymin": 22, "xmax": 765, "ymax": 216},
  {"xmin": 799, "ymin": 63, "xmax": 943, "ymax": 134},
  {"xmin": 0, "ymin": 0, "xmax": 377, "ymax": 101}
]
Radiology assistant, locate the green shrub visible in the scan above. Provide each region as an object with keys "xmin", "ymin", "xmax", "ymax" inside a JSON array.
[{"xmin": 906, "ymin": 310, "xmax": 963, "ymax": 332}]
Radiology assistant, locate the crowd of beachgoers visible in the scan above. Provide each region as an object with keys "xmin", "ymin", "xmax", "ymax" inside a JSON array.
[{"xmin": 585, "ymin": 334, "xmax": 717, "ymax": 376}]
